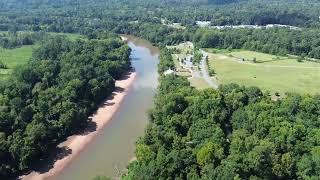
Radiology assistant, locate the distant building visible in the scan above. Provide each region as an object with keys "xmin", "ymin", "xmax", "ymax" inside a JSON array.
[
  {"xmin": 196, "ymin": 21, "xmax": 211, "ymax": 27},
  {"xmin": 208, "ymin": 24, "xmax": 300, "ymax": 30}
]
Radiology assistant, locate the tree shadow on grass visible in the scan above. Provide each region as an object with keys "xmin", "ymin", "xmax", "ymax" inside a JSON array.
[{"xmin": 255, "ymin": 58, "xmax": 287, "ymax": 63}]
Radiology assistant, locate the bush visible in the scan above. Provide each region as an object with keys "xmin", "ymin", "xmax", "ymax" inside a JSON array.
[
  {"xmin": 0, "ymin": 60, "xmax": 7, "ymax": 69},
  {"xmin": 297, "ymin": 56, "xmax": 304, "ymax": 62},
  {"xmin": 253, "ymin": 57, "xmax": 257, "ymax": 63},
  {"xmin": 209, "ymin": 69, "xmax": 215, "ymax": 76}
]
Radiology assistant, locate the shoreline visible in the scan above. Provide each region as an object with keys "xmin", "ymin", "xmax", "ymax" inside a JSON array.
[{"xmin": 20, "ymin": 72, "xmax": 137, "ymax": 180}]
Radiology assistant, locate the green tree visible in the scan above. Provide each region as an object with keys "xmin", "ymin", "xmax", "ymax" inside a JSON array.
[{"xmin": 196, "ymin": 142, "xmax": 224, "ymax": 166}]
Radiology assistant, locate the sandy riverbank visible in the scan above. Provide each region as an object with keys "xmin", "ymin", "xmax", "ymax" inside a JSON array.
[{"xmin": 21, "ymin": 72, "xmax": 137, "ymax": 180}]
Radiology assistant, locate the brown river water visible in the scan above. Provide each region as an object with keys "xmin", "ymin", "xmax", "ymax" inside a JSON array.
[{"xmin": 52, "ymin": 36, "xmax": 159, "ymax": 180}]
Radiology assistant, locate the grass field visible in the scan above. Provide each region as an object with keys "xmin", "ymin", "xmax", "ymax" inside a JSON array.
[
  {"xmin": 207, "ymin": 49, "xmax": 320, "ymax": 95},
  {"xmin": 189, "ymin": 77, "xmax": 212, "ymax": 89},
  {"xmin": 0, "ymin": 45, "xmax": 36, "ymax": 79},
  {"xmin": 0, "ymin": 32, "xmax": 85, "ymax": 79},
  {"xmin": 169, "ymin": 44, "xmax": 192, "ymax": 77}
]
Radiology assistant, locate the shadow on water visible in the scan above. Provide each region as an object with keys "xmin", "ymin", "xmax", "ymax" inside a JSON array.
[{"xmin": 131, "ymin": 57, "xmax": 140, "ymax": 62}]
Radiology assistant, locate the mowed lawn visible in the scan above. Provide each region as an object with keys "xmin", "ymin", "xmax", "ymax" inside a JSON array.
[
  {"xmin": 189, "ymin": 77, "xmax": 212, "ymax": 89},
  {"xmin": 207, "ymin": 50, "xmax": 320, "ymax": 95},
  {"xmin": 0, "ymin": 45, "xmax": 36, "ymax": 78}
]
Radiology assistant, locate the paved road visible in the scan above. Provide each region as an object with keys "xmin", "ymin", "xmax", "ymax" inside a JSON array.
[
  {"xmin": 175, "ymin": 50, "xmax": 219, "ymax": 89},
  {"xmin": 200, "ymin": 50, "xmax": 219, "ymax": 89}
]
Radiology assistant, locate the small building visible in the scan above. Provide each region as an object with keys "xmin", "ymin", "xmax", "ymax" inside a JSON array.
[
  {"xmin": 196, "ymin": 21, "xmax": 211, "ymax": 27},
  {"xmin": 164, "ymin": 68, "xmax": 175, "ymax": 76}
]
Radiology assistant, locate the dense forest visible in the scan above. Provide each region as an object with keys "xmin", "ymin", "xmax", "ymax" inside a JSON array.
[
  {"xmin": 0, "ymin": 33, "xmax": 131, "ymax": 177},
  {"xmin": 0, "ymin": 0, "xmax": 319, "ymax": 35},
  {"xmin": 0, "ymin": 0, "xmax": 319, "ymax": 49},
  {"xmin": 194, "ymin": 28, "xmax": 320, "ymax": 59},
  {"xmin": 118, "ymin": 24, "xmax": 320, "ymax": 60},
  {"xmin": 0, "ymin": 31, "xmax": 48, "ymax": 49},
  {"xmin": 0, "ymin": 0, "xmax": 320, "ymax": 179},
  {"xmin": 124, "ymin": 50, "xmax": 320, "ymax": 179}
]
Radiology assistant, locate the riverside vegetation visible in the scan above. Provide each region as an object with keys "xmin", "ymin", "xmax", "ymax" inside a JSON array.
[
  {"xmin": 0, "ymin": 32, "xmax": 131, "ymax": 177},
  {"xmin": 123, "ymin": 48, "xmax": 320, "ymax": 180},
  {"xmin": 0, "ymin": 0, "xmax": 319, "ymax": 179}
]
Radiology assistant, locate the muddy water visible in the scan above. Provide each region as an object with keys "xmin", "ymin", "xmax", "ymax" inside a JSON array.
[{"xmin": 54, "ymin": 36, "xmax": 159, "ymax": 180}]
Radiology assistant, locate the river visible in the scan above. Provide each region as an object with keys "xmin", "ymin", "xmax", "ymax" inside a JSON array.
[{"xmin": 52, "ymin": 36, "xmax": 159, "ymax": 180}]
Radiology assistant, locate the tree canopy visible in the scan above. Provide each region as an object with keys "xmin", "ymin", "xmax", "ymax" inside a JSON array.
[
  {"xmin": 0, "ymin": 0, "xmax": 319, "ymax": 178},
  {"xmin": 0, "ymin": 33, "xmax": 131, "ymax": 178},
  {"xmin": 194, "ymin": 28, "xmax": 320, "ymax": 59},
  {"xmin": 124, "ymin": 48, "xmax": 320, "ymax": 180}
]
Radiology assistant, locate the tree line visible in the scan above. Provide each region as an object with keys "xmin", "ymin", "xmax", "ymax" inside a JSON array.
[
  {"xmin": 0, "ymin": 33, "xmax": 131, "ymax": 178},
  {"xmin": 123, "ymin": 49, "xmax": 320, "ymax": 179},
  {"xmin": 0, "ymin": 0, "xmax": 319, "ymax": 36},
  {"xmin": 0, "ymin": 0, "xmax": 319, "ymax": 179},
  {"xmin": 1, "ymin": 0, "xmax": 320, "ymax": 57},
  {"xmin": 0, "ymin": 31, "xmax": 48, "ymax": 49},
  {"xmin": 193, "ymin": 28, "xmax": 320, "ymax": 60}
]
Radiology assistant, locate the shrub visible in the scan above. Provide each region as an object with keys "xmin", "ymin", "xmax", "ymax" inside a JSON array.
[{"xmin": 0, "ymin": 60, "xmax": 7, "ymax": 69}]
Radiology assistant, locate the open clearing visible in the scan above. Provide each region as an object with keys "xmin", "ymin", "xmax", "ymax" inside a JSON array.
[
  {"xmin": 168, "ymin": 42, "xmax": 214, "ymax": 89},
  {"xmin": 189, "ymin": 77, "xmax": 212, "ymax": 89},
  {"xmin": 0, "ymin": 45, "xmax": 36, "ymax": 79},
  {"xmin": 0, "ymin": 32, "xmax": 85, "ymax": 79},
  {"xmin": 207, "ymin": 49, "xmax": 320, "ymax": 95}
]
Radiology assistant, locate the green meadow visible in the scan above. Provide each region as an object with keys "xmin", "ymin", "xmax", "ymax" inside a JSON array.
[
  {"xmin": 0, "ymin": 45, "xmax": 36, "ymax": 79},
  {"xmin": 207, "ymin": 49, "xmax": 320, "ymax": 95},
  {"xmin": 0, "ymin": 32, "xmax": 85, "ymax": 79}
]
